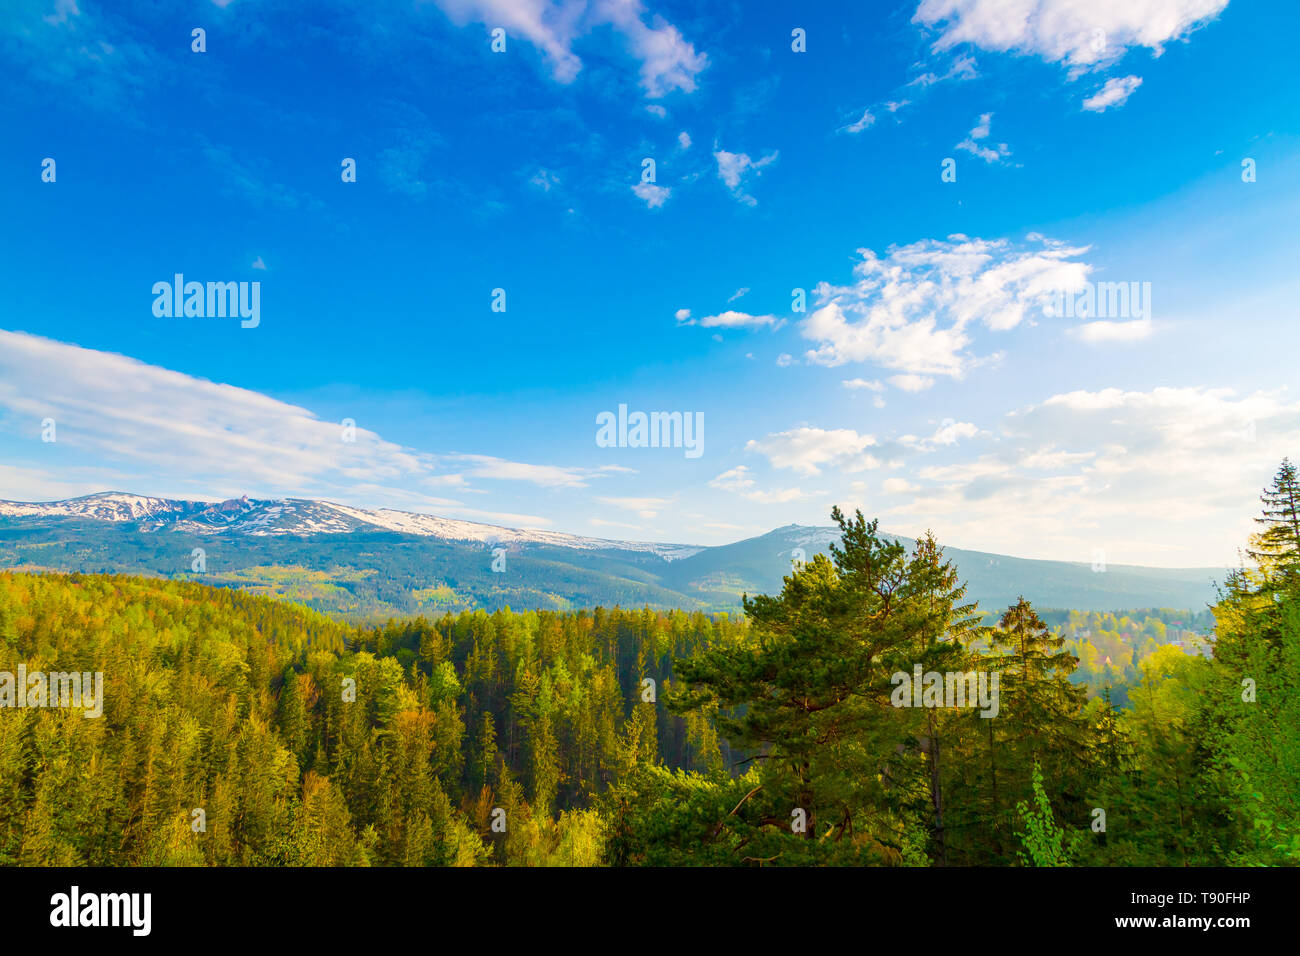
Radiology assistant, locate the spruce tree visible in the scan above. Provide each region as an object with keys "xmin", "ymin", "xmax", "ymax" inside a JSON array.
[{"xmin": 1247, "ymin": 458, "xmax": 1300, "ymax": 580}]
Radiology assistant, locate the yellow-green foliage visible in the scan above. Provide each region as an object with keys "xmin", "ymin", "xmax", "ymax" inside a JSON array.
[{"xmin": 0, "ymin": 573, "xmax": 740, "ymax": 866}]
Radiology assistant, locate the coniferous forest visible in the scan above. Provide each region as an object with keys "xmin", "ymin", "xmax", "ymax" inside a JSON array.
[{"xmin": 1, "ymin": 460, "xmax": 1296, "ymax": 868}]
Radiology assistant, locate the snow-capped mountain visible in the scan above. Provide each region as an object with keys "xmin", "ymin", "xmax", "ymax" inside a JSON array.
[
  {"xmin": 0, "ymin": 493, "xmax": 1228, "ymax": 614},
  {"xmin": 0, "ymin": 492, "xmax": 703, "ymax": 561},
  {"xmin": 0, "ymin": 492, "xmax": 207, "ymax": 523}
]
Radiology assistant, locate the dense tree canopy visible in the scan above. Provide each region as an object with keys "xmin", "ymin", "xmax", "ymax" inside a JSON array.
[{"xmin": 1, "ymin": 461, "xmax": 1295, "ymax": 866}]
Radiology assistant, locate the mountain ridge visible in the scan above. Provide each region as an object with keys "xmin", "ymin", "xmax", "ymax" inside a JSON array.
[
  {"xmin": 0, "ymin": 491, "xmax": 704, "ymax": 559},
  {"xmin": 0, "ymin": 492, "xmax": 1230, "ymax": 618}
]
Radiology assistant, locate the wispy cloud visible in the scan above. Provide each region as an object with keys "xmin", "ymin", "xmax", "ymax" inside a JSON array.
[
  {"xmin": 714, "ymin": 147, "xmax": 778, "ymax": 205},
  {"xmin": 0, "ymin": 330, "xmax": 627, "ymax": 510},
  {"xmin": 1082, "ymin": 74, "xmax": 1143, "ymax": 111},
  {"xmin": 1, "ymin": 0, "xmax": 157, "ymax": 112},
  {"xmin": 745, "ymin": 428, "xmax": 884, "ymax": 477},
  {"xmin": 907, "ymin": 51, "xmax": 978, "ymax": 87},
  {"xmin": 708, "ymin": 465, "xmax": 811, "ymax": 504},
  {"xmin": 0, "ymin": 329, "xmax": 427, "ymax": 494},
  {"xmin": 956, "ymin": 112, "xmax": 1011, "ymax": 163},
  {"xmin": 200, "ymin": 136, "xmax": 324, "ymax": 210},
  {"xmin": 678, "ymin": 309, "xmax": 782, "ymax": 330},
  {"xmin": 841, "ymin": 109, "xmax": 875, "ymax": 134},
  {"xmin": 596, "ymin": 495, "xmax": 671, "ymax": 518},
  {"xmin": 889, "ymin": 373, "xmax": 937, "ymax": 393},
  {"xmin": 842, "ymin": 378, "xmax": 885, "ymax": 392},
  {"xmin": 446, "ymin": 454, "xmax": 623, "ymax": 489},
  {"xmin": 530, "ymin": 168, "xmax": 561, "ymax": 191},
  {"xmin": 1070, "ymin": 317, "xmax": 1155, "ymax": 343},
  {"xmin": 428, "ymin": 0, "xmax": 708, "ymax": 96}
]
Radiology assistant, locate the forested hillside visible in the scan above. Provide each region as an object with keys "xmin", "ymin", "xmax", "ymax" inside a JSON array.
[
  {"xmin": 0, "ymin": 461, "xmax": 1296, "ymax": 866},
  {"xmin": 0, "ymin": 513, "xmax": 1224, "ymax": 621},
  {"xmin": 0, "ymin": 574, "xmax": 741, "ymax": 865},
  {"xmin": 1047, "ymin": 607, "xmax": 1215, "ymax": 705}
]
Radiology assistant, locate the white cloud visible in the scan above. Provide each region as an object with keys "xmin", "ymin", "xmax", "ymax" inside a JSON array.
[
  {"xmin": 1071, "ymin": 318, "xmax": 1155, "ymax": 343},
  {"xmin": 727, "ymin": 287, "xmax": 750, "ymax": 302},
  {"xmin": 340, "ymin": 485, "xmax": 544, "ymax": 525},
  {"xmin": 844, "ymin": 378, "xmax": 888, "ymax": 407},
  {"xmin": 701, "ymin": 520, "xmax": 759, "ymax": 533},
  {"xmin": 596, "ymin": 495, "xmax": 670, "ymax": 519},
  {"xmin": 0, "ymin": 329, "xmax": 428, "ymax": 493},
  {"xmin": 596, "ymin": 495, "xmax": 670, "ymax": 511},
  {"xmin": 451, "ymin": 454, "xmax": 612, "ymax": 489},
  {"xmin": 709, "ymin": 465, "xmax": 755, "ymax": 492},
  {"xmin": 746, "ymin": 427, "xmax": 882, "ymax": 477},
  {"xmin": 0, "ymin": 462, "xmax": 135, "ymax": 503},
  {"xmin": 714, "ymin": 147, "xmax": 778, "ymax": 205},
  {"xmin": 882, "ymin": 477, "xmax": 918, "ymax": 494},
  {"xmin": 1083, "ymin": 74, "xmax": 1143, "ymax": 111},
  {"xmin": 842, "ymin": 378, "xmax": 885, "ymax": 391},
  {"xmin": 843, "ymin": 109, "xmax": 875, "ymax": 133},
  {"xmin": 692, "ymin": 310, "xmax": 780, "ymax": 330},
  {"xmin": 746, "ymin": 486, "xmax": 813, "ymax": 504},
  {"xmin": 0, "ymin": 330, "xmax": 622, "ymax": 514},
  {"xmin": 907, "ymin": 52, "xmax": 979, "ymax": 86},
  {"xmin": 897, "ymin": 420, "xmax": 982, "ymax": 451},
  {"xmin": 598, "ymin": 0, "xmax": 709, "ymax": 96},
  {"xmin": 800, "ymin": 234, "xmax": 1092, "ymax": 378},
  {"xmin": 929, "ymin": 420, "xmax": 980, "ymax": 445},
  {"xmin": 434, "ymin": 0, "xmax": 582, "ymax": 81},
  {"xmin": 678, "ymin": 130, "xmax": 692, "ymax": 149},
  {"xmin": 431, "ymin": 0, "xmax": 708, "ymax": 96},
  {"xmin": 839, "ymin": 94, "xmax": 918, "ymax": 136},
  {"xmin": 588, "ymin": 516, "xmax": 649, "ymax": 532},
  {"xmin": 913, "ymin": 0, "xmax": 1230, "ymax": 76},
  {"xmin": 678, "ymin": 307, "xmax": 781, "ymax": 330},
  {"xmin": 45, "ymin": 0, "xmax": 81, "ymax": 25},
  {"xmin": 530, "ymin": 168, "xmax": 561, "ymax": 191},
  {"xmin": 632, "ymin": 181, "xmax": 671, "ymax": 207},
  {"xmin": 956, "ymin": 112, "xmax": 1011, "ymax": 163},
  {"xmin": 6, "ymin": 0, "xmax": 155, "ymax": 111},
  {"xmin": 884, "ymin": 384, "xmax": 1297, "ymax": 565},
  {"xmin": 709, "ymin": 465, "xmax": 811, "ymax": 504},
  {"xmin": 889, "ymin": 373, "xmax": 937, "ymax": 393}
]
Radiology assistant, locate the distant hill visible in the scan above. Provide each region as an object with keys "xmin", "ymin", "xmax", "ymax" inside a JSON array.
[
  {"xmin": 665, "ymin": 524, "xmax": 1226, "ymax": 614},
  {"xmin": 0, "ymin": 493, "xmax": 1228, "ymax": 620}
]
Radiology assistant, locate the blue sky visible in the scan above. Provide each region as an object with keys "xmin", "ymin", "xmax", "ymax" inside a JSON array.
[{"xmin": 1, "ymin": 0, "xmax": 1297, "ymax": 565}]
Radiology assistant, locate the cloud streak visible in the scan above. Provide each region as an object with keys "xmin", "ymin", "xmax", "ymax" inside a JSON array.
[
  {"xmin": 0, "ymin": 330, "xmax": 623, "ymax": 509},
  {"xmin": 430, "ymin": 0, "xmax": 707, "ymax": 96}
]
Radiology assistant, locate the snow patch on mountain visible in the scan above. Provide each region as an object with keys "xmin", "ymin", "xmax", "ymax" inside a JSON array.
[{"xmin": 0, "ymin": 493, "xmax": 703, "ymax": 561}]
